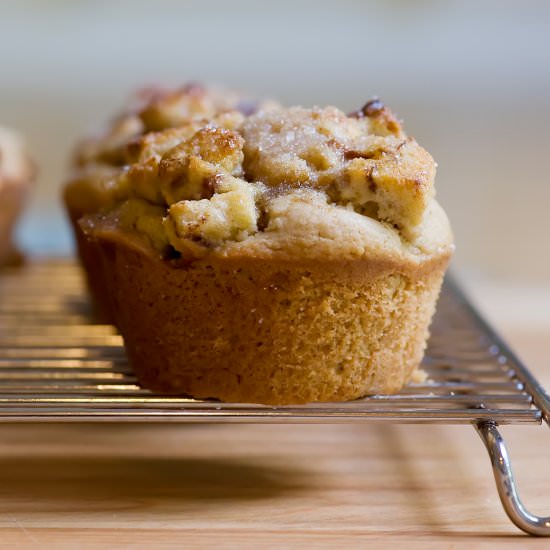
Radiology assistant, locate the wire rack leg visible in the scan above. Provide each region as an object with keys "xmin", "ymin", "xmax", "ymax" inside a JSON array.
[{"xmin": 475, "ymin": 421, "xmax": 550, "ymax": 536}]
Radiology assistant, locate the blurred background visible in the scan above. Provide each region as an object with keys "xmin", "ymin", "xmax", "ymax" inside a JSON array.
[{"xmin": 1, "ymin": 0, "xmax": 549, "ymax": 287}]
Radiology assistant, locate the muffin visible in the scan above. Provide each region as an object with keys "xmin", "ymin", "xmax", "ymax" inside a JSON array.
[
  {"xmin": 79, "ymin": 99, "xmax": 454, "ymax": 404},
  {"xmin": 63, "ymin": 83, "xmax": 278, "ymax": 321},
  {"xmin": 0, "ymin": 127, "xmax": 33, "ymax": 267}
]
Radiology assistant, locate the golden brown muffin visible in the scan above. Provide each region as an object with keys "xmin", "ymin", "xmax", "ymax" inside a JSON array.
[
  {"xmin": 0, "ymin": 127, "xmax": 33, "ymax": 267},
  {"xmin": 63, "ymin": 84, "xmax": 277, "ymax": 321},
  {"xmin": 79, "ymin": 99, "xmax": 454, "ymax": 404}
]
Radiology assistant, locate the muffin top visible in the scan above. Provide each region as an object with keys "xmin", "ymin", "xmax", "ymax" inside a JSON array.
[{"xmin": 76, "ymin": 94, "xmax": 453, "ymax": 264}]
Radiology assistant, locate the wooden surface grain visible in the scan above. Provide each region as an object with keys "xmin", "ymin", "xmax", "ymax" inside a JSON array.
[{"xmin": 0, "ymin": 284, "xmax": 549, "ymax": 548}]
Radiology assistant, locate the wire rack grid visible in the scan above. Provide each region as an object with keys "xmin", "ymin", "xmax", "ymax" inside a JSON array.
[{"xmin": 0, "ymin": 260, "xmax": 548, "ymax": 535}]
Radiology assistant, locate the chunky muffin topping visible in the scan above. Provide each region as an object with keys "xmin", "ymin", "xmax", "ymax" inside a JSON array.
[
  {"xmin": 241, "ymin": 106, "xmax": 434, "ymax": 234},
  {"xmin": 74, "ymin": 91, "xmax": 442, "ymax": 259}
]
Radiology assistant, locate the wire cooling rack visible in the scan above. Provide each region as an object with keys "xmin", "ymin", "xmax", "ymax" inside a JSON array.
[{"xmin": 0, "ymin": 260, "xmax": 548, "ymax": 535}]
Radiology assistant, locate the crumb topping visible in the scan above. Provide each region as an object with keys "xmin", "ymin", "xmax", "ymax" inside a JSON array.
[{"xmin": 71, "ymin": 89, "xmax": 446, "ymax": 260}]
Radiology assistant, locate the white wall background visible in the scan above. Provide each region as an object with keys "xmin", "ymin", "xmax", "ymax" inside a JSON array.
[{"xmin": 1, "ymin": 0, "xmax": 549, "ymax": 280}]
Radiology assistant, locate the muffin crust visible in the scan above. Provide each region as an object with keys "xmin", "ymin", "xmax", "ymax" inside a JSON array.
[{"xmin": 96, "ymin": 238, "xmax": 448, "ymax": 404}]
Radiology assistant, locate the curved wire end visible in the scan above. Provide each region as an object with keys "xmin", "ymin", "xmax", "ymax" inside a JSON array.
[{"xmin": 475, "ymin": 421, "xmax": 550, "ymax": 536}]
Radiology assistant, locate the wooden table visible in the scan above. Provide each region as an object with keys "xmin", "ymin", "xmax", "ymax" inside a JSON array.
[{"xmin": 0, "ymin": 279, "xmax": 549, "ymax": 548}]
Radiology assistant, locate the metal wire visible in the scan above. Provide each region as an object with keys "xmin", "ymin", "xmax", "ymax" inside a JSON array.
[
  {"xmin": 3, "ymin": 260, "xmax": 549, "ymax": 536},
  {"xmin": 475, "ymin": 421, "xmax": 550, "ymax": 536},
  {"xmin": 0, "ymin": 259, "xmax": 546, "ymax": 424}
]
